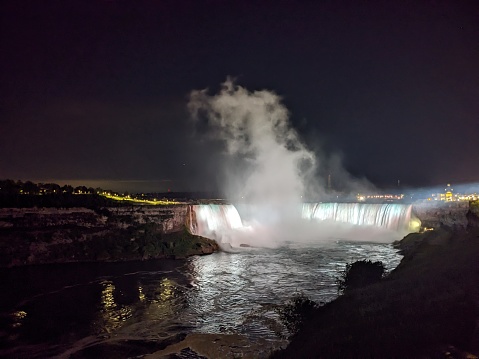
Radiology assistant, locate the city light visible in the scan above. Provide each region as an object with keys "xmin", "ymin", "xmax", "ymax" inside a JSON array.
[
  {"xmin": 100, "ymin": 192, "xmax": 182, "ymax": 205},
  {"xmin": 356, "ymin": 194, "xmax": 404, "ymax": 202}
]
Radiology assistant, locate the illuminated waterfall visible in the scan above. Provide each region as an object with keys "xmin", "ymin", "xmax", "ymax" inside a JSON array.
[
  {"xmin": 188, "ymin": 203, "xmax": 420, "ymax": 246},
  {"xmin": 188, "ymin": 204, "xmax": 244, "ymax": 239},
  {"xmin": 302, "ymin": 203, "xmax": 416, "ymax": 232}
]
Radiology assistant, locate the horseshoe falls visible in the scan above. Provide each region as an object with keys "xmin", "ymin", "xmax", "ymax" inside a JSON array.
[
  {"xmin": 188, "ymin": 203, "xmax": 420, "ymax": 248},
  {"xmin": 301, "ymin": 203, "xmax": 416, "ymax": 231}
]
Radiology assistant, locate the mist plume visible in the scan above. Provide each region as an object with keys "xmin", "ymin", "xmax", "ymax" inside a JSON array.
[
  {"xmin": 187, "ymin": 80, "xmax": 409, "ymax": 248},
  {"xmin": 188, "ymin": 78, "xmax": 315, "ymax": 205}
]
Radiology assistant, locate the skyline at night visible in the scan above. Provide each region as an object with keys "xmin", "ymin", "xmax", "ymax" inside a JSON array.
[{"xmin": 1, "ymin": 1, "xmax": 479, "ymax": 193}]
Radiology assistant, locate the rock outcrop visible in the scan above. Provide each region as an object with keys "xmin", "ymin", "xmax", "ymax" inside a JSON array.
[
  {"xmin": 0, "ymin": 205, "xmax": 218, "ymax": 267},
  {"xmin": 412, "ymin": 201, "xmax": 472, "ymax": 229}
]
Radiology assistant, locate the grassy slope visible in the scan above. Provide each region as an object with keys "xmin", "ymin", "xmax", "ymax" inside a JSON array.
[{"xmin": 273, "ymin": 228, "xmax": 479, "ymax": 358}]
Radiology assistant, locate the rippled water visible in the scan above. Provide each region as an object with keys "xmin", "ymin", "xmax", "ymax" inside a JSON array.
[{"xmin": 0, "ymin": 242, "xmax": 402, "ymax": 358}]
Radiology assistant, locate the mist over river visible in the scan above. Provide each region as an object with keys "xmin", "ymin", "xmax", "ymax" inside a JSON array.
[{"xmin": 0, "ymin": 241, "xmax": 402, "ymax": 358}]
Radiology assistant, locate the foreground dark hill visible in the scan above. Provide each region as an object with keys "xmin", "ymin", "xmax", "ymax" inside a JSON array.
[{"xmin": 272, "ymin": 227, "xmax": 479, "ymax": 358}]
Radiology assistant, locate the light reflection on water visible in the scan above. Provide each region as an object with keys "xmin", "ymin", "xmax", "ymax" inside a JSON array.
[
  {"xmin": 0, "ymin": 242, "xmax": 402, "ymax": 358},
  {"xmin": 99, "ymin": 281, "xmax": 133, "ymax": 333},
  {"xmin": 180, "ymin": 241, "xmax": 402, "ymax": 337}
]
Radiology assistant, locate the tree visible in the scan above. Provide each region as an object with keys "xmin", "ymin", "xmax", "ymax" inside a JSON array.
[
  {"xmin": 275, "ymin": 293, "xmax": 318, "ymax": 336},
  {"xmin": 0, "ymin": 179, "xmax": 18, "ymax": 194},
  {"xmin": 336, "ymin": 260, "xmax": 385, "ymax": 294},
  {"xmin": 44, "ymin": 183, "xmax": 61, "ymax": 194},
  {"xmin": 23, "ymin": 181, "xmax": 39, "ymax": 194},
  {"xmin": 74, "ymin": 186, "xmax": 88, "ymax": 194},
  {"xmin": 61, "ymin": 185, "xmax": 74, "ymax": 194}
]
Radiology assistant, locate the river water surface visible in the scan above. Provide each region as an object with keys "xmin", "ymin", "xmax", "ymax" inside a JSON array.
[{"xmin": 0, "ymin": 242, "xmax": 402, "ymax": 358}]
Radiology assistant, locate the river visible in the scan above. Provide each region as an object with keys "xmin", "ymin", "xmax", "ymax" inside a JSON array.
[{"xmin": 0, "ymin": 241, "xmax": 401, "ymax": 358}]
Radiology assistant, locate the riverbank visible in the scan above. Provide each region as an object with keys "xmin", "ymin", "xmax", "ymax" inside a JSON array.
[
  {"xmin": 272, "ymin": 226, "xmax": 479, "ymax": 358},
  {"xmin": 0, "ymin": 206, "xmax": 218, "ymax": 267}
]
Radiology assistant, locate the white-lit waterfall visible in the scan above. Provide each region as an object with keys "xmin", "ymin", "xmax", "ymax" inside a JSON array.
[
  {"xmin": 189, "ymin": 204, "xmax": 245, "ymax": 237},
  {"xmin": 189, "ymin": 203, "xmax": 420, "ymax": 247},
  {"xmin": 302, "ymin": 203, "xmax": 414, "ymax": 232}
]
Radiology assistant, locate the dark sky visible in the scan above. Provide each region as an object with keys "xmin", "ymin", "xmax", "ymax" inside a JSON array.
[{"xmin": 1, "ymin": 0, "xmax": 479, "ymax": 192}]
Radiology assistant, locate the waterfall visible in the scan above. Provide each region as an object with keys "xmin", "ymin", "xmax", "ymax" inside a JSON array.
[
  {"xmin": 188, "ymin": 204, "xmax": 244, "ymax": 239},
  {"xmin": 302, "ymin": 203, "xmax": 415, "ymax": 232},
  {"xmin": 188, "ymin": 203, "xmax": 420, "ymax": 246}
]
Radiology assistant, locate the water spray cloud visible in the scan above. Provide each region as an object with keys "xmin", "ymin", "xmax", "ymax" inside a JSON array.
[
  {"xmin": 188, "ymin": 78, "xmax": 315, "ymax": 205},
  {"xmin": 187, "ymin": 80, "xmax": 416, "ymax": 248}
]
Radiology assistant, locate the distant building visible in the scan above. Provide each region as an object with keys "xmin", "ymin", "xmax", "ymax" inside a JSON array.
[
  {"xmin": 431, "ymin": 183, "xmax": 454, "ymax": 201},
  {"xmin": 427, "ymin": 183, "xmax": 478, "ymax": 202},
  {"xmin": 445, "ymin": 183, "xmax": 454, "ymax": 202}
]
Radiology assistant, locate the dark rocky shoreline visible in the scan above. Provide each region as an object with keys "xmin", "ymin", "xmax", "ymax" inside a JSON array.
[
  {"xmin": 0, "ymin": 206, "xmax": 218, "ymax": 267},
  {"xmin": 272, "ymin": 206, "xmax": 479, "ymax": 359}
]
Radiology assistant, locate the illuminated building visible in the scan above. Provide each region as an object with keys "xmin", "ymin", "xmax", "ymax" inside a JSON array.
[
  {"xmin": 430, "ymin": 184, "xmax": 455, "ymax": 202},
  {"xmin": 427, "ymin": 184, "xmax": 479, "ymax": 202},
  {"xmin": 434, "ymin": 184, "xmax": 454, "ymax": 201},
  {"xmin": 444, "ymin": 183, "xmax": 453, "ymax": 202}
]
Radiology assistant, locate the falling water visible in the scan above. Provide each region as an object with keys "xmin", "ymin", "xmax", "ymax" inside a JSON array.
[
  {"xmin": 189, "ymin": 204, "xmax": 245, "ymax": 239},
  {"xmin": 302, "ymin": 203, "xmax": 414, "ymax": 231},
  {"xmin": 188, "ymin": 203, "xmax": 420, "ymax": 247}
]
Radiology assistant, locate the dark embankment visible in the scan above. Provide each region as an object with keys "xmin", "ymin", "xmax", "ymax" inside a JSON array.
[
  {"xmin": 0, "ymin": 205, "xmax": 218, "ymax": 267},
  {"xmin": 272, "ymin": 226, "xmax": 479, "ymax": 358}
]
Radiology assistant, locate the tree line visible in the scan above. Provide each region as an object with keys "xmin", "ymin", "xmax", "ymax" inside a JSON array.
[
  {"xmin": 0, "ymin": 179, "xmax": 97, "ymax": 195},
  {"xmin": 0, "ymin": 179, "xmax": 121, "ymax": 209}
]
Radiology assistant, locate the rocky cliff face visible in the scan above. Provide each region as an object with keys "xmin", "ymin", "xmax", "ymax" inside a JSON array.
[
  {"xmin": 0, "ymin": 206, "xmax": 188, "ymax": 232},
  {"xmin": 104, "ymin": 206, "xmax": 188, "ymax": 233},
  {"xmin": 412, "ymin": 202, "xmax": 473, "ymax": 229},
  {"xmin": 467, "ymin": 201, "xmax": 479, "ymax": 228},
  {"xmin": 0, "ymin": 205, "xmax": 217, "ymax": 267}
]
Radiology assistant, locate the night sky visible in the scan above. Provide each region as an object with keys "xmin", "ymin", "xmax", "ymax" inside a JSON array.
[{"xmin": 1, "ymin": 1, "xmax": 479, "ymax": 193}]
